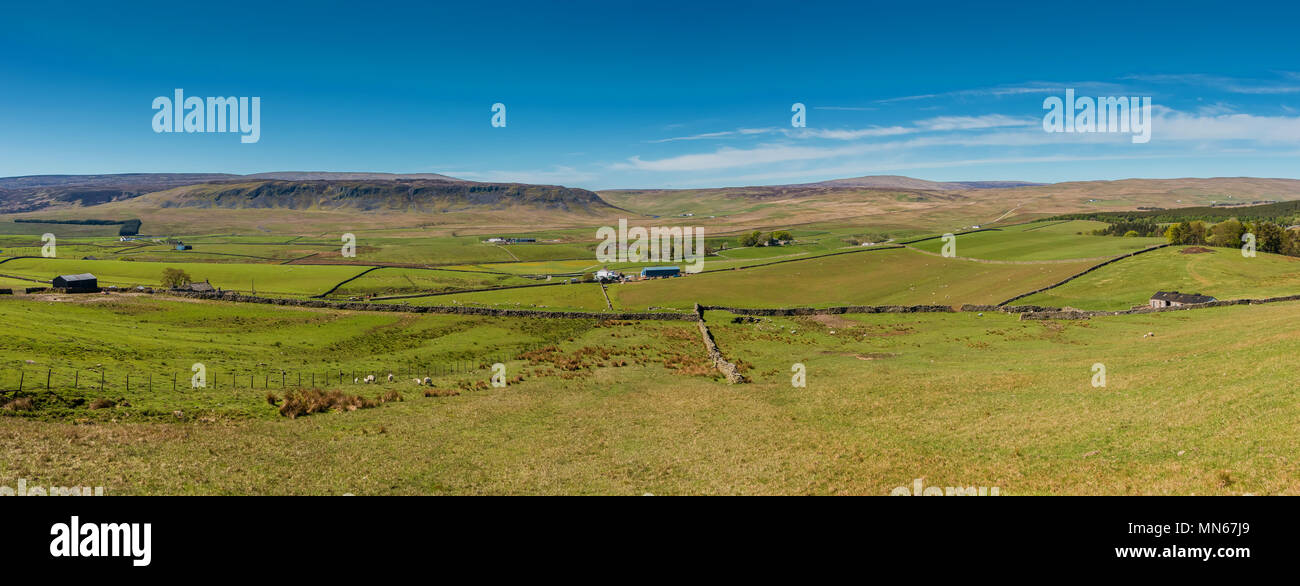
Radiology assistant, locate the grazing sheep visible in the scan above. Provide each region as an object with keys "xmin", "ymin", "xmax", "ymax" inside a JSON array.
[
  {"xmin": 422, "ymin": 377, "xmax": 432, "ymax": 386},
  {"xmin": 353, "ymin": 377, "xmax": 359, "ymax": 384},
  {"xmin": 413, "ymin": 378, "xmax": 421, "ymax": 385},
  {"xmin": 387, "ymin": 373, "xmax": 394, "ymax": 382}
]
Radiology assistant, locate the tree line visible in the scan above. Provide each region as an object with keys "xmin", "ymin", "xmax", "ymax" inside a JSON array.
[
  {"xmin": 1051, "ymin": 199, "xmax": 1300, "ymax": 225},
  {"xmin": 738, "ymin": 230, "xmax": 793, "ymax": 247},
  {"xmin": 1160, "ymin": 219, "xmax": 1300, "ymax": 255},
  {"xmin": 12, "ymin": 218, "xmax": 142, "ymax": 236}
]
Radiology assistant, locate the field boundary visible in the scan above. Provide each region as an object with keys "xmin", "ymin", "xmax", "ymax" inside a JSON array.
[
  {"xmin": 1016, "ymin": 294, "xmax": 1300, "ymax": 319},
  {"xmin": 1019, "ymin": 220, "xmax": 1070, "ymax": 232},
  {"xmin": 700, "ymin": 244, "xmax": 903, "ymax": 273},
  {"xmin": 599, "ymin": 282, "xmax": 613, "ymax": 310},
  {"xmin": 700, "ymin": 304, "xmax": 955, "ymax": 315},
  {"xmin": 694, "ymin": 304, "xmax": 747, "ymax": 383},
  {"xmin": 995, "ymin": 243, "xmax": 1173, "ymax": 306},
  {"xmin": 895, "ymin": 227, "xmax": 1000, "ymax": 245},
  {"xmin": 368, "ymin": 279, "xmax": 589, "ymax": 301},
  {"xmin": 164, "ymin": 290, "xmax": 696, "ymax": 320},
  {"xmin": 901, "ymin": 244, "xmax": 1120, "ymax": 265},
  {"xmin": 312, "ymin": 266, "xmax": 386, "ymax": 298}
]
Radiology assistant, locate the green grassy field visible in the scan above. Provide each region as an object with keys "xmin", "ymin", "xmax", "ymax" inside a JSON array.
[
  {"xmin": 374, "ymin": 281, "xmax": 612, "ymax": 311},
  {"xmin": 1019, "ymin": 247, "xmax": 1300, "ymax": 309},
  {"xmin": 607, "ymin": 248, "xmax": 1096, "ymax": 309},
  {"xmin": 329, "ymin": 267, "xmax": 538, "ymax": 298},
  {"xmin": 0, "ymin": 257, "xmax": 365, "ymax": 296},
  {"xmin": 909, "ymin": 220, "xmax": 1165, "ymax": 260},
  {"xmin": 2, "ymin": 293, "xmax": 1297, "ymax": 494}
]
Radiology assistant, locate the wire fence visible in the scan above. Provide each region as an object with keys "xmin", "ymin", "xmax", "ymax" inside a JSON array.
[{"xmin": 0, "ymin": 351, "xmax": 524, "ymax": 395}]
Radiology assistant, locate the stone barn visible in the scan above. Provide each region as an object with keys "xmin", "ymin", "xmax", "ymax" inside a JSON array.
[
  {"xmin": 1149, "ymin": 291, "xmax": 1216, "ymax": 308},
  {"xmin": 52, "ymin": 273, "xmax": 99, "ymax": 293}
]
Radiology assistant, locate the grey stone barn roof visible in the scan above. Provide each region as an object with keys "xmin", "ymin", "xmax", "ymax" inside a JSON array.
[
  {"xmin": 56, "ymin": 273, "xmax": 97, "ymax": 283},
  {"xmin": 1151, "ymin": 291, "xmax": 1216, "ymax": 304}
]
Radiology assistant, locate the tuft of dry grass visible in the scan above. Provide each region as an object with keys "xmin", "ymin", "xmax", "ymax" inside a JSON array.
[
  {"xmin": 277, "ymin": 389, "xmax": 376, "ymax": 419},
  {"xmin": 2, "ymin": 397, "xmax": 35, "ymax": 411},
  {"xmin": 88, "ymin": 398, "xmax": 116, "ymax": 410},
  {"xmin": 423, "ymin": 388, "xmax": 460, "ymax": 397}
]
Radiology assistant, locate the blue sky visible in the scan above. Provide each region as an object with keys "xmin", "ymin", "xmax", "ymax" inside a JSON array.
[{"xmin": 3, "ymin": 0, "xmax": 1299, "ymax": 189}]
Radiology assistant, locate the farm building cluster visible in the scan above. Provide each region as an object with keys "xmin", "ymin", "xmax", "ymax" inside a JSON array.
[{"xmin": 592, "ymin": 266, "xmax": 684, "ymax": 283}]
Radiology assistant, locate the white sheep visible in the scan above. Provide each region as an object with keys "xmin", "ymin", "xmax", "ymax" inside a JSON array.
[
  {"xmin": 353, "ymin": 377, "xmax": 359, "ymax": 384},
  {"xmin": 387, "ymin": 373, "xmax": 394, "ymax": 382},
  {"xmin": 422, "ymin": 377, "xmax": 432, "ymax": 386}
]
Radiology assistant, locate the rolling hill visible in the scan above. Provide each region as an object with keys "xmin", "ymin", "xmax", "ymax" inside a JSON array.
[{"xmin": 598, "ymin": 176, "xmax": 1300, "ymax": 233}]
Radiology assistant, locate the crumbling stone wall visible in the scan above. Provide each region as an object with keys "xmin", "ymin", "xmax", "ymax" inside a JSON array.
[{"xmin": 694, "ymin": 304, "xmax": 747, "ymax": 384}]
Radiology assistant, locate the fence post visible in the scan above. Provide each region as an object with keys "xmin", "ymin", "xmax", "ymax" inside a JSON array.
[
  {"xmin": 75, "ymin": 370, "xmax": 79, "ymax": 389},
  {"xmin": 18, "ymin": 370, "xmax": 22, "ymax": 392},
  {"xmin": 126, "ymin": 374, "xmax": 130, "ymax": 393},
  {"xmin": 46, "ymin": 368, "xmax": 51, "ymax": 390}
]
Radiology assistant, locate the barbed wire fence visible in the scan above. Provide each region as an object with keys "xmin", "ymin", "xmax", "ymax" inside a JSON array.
[{"xmin": 0, "ymin": 349, "xmax": 530, "ymax": 397}]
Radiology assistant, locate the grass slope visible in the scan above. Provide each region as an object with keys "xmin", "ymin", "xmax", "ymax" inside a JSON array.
[
  {"xmin": 1019, "ymin": 247, "xmax": 1300, "ymax": 309},
  {"xmin": 0, "ymin": 257, "xmax": 364, "ymax": 296},
  {"xmin": 909, "ymin": 221, "xmax": 1164, "ymax": 261},
  {"xmin": 2, "ymin": 295, "xmax": 1298, "ymax": 494},
  {"xmin": 608, "ymin": 248, "xmax": 1096, "ymax": 309}
]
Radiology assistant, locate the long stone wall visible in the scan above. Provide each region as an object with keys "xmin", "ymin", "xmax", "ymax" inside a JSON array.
[
  {"xmin": 996, "ymin": 243, "xmax": 1173, "ymax": 306},
  {"xmin": 960, "ymin": 304, "xmax": 1063, "ymax": 313},
  {"xmin": 694, "ymin": 304, "xmax": 747, "ymax": 384},
  {"xmin": 163, "ymin": 290, "xmax": 696, "ymax": 320},
  {"xmin": 1018, "ymin": 294, "xmax": 1300, "ymax": 320},
  {"xmin": 700, "ymin": 304, "xmax": 955, "ymax": 316}
]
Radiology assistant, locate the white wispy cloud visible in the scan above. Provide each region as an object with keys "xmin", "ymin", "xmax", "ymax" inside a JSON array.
[
  {"xmin": 647, "ymin": 114, "xmax": 1033, "ymax": 145},
  {"xmin": 874, "ymin": 82, "xmax": 1117, "ymax": 103},
  {"xmin": 813, "ymin": 105, "xmax": 877, "ymax": 111},
  {"xmin": 647, "ymin": 127, "xmax": 777, "ymax": 143},
  {"xmin": 1157, "ymin": 111, "xmax": 1300, "ymax": 142},
  {"xmin": 450, "ymin": 166, "xmax": 599, "ymax": 185},
  {"xmin": 618, "ymin": 109, "xmax": 1300, "ymax": 173},
  {"xmin": 914, "ymin": 114, "xmax": 1036, "ymax": 131},
  {"xmin": 1124, "ymin": 73, "xmax": 1300, "ymax": 94}
]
